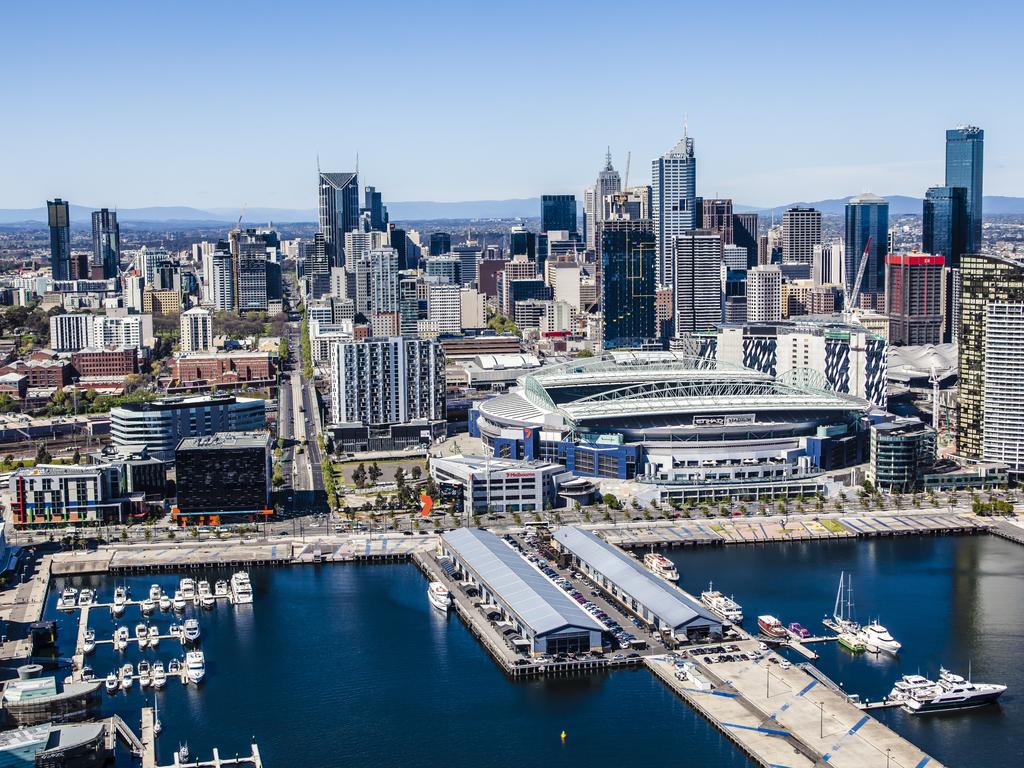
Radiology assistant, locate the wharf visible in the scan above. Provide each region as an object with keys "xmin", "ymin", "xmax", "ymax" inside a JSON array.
[
  {"xmin": 648, "ymin": 644, "xmax": 942, "ymax": 768},
  {"xmin": 0, "ymin": 555, "xmax": 51, "ymax": 663},
  {"xmin": 140, "ymin": 707, "xmax": 262, "ymax": 768},
  {"xmin": 52, "ymin": 543, "xmax": 292, "ymax": 575},
  {"xmin": 293, "ymin": 535, "xmax": 431, "ymax": 563},
  {"xmin": 989, "ymin": 519, "xmax": 1024, "ymax": 545}
]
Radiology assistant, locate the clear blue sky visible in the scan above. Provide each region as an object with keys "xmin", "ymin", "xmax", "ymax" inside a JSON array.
[{"xmin": 2, "ymin": 0, "xmax": 1021, "ymax": 210}]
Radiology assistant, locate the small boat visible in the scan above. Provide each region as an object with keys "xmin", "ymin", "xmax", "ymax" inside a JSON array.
[
  {"xmin": 120, "ymin": 663, "xmax": 134, "ymax": 690},
  {"xmin": 200, "ymin": 592, "xmax": 215, "ymax": 609},
  {"xmin": 168, "ymin": 658, "xmax": 182, "ymax": 677},
  {"xmin": 114, "ymin": 626, "xmax": 129, "ymax": 652},
  {"xmin": 179, "ymin": 578, "xmax": 196, "ymax": 602},
  {"xmin": 148, "ymin": 625, "xmax": 160, "ymax": 647},
  {"xmin": 58, "ymin": 586, "xmax": 78, "ymax": 611},
  {"xmin": 152, "ymin": 661, "xmax": 167, "ymax": 689},
  {"xmin": 112, "ymin": 586, "xmax": 128, "ymax": 617},
  {"xmin": 838, "ymin": 631, "xmax": 866, "ymax": 653},
  {"xmin": 643, "ymin": 552, "xmax": 680, "ymax": 581},
  {"xmin": 230, "ymin": 571, "xmax": 253, "ymax": 604},
  {"xmin": 149, "ymin": 584, "xmax": 162, "ymax": 602},
  {"xmin": 182, "ymin": 618, "xmax": 201, "ymax": 644},
  {"xmin": 172, "ymin": 590, "xmax": 187, "ymax": 612},
  {"xmin": 138, "ymin": 660, "xmax": 151, "ymax": 688},
  {"xmin": 757, "ymin": 615, "xmax": 788, "ymax": 639},
  {"xmin": 214, "ymin": 580, "xmax": 228, "ymax": 598},
  {"xmin": 176, "ymin": 744, "xmax": 190, "ymax": 763},
  {"xmin": 105, "ymin": 673, "xmax": 119, "ymax": 693},
  {"xmin": 135, "ymin": 623, "xmax": 149, "ymax": 649},
  {"xmin": 78, "ymin": 588, "xmax": 94, "ymax": 607},
  {"xmin": 83, "ymin": 629, "xmax": 96, "ymax": 655},
  {"xmin": 198, "ymin": 580, "xmax": 211, "ymax": 597},
  {"xmin": 159, "ymin": 593, "xmax": 172, "ymax": 612},
  {"xmin": 141, "ymin": 598, "xmax": 156, "ymax": 615},
  {"xmin": 168, "ymin": 623, "xmax": 181, "ymax": 639},
  {"xmin": 788, "ymin": 622, "xmax": 810, "ymax": 638},
  {"xmin": 860, "ymin": 620, "xmax": 902, "ymax": 654},
  {"xmin": 154, "ymin": 693, "xmax": 162, "ymax": 735},
  {"xmin": 700, "ymin": 582, "xmax": 743, "ymax": 623},
  {"xmin": 427, "ymin": 582, "xmax": 451, "ymax": 612},
  {"xmin": 185, "ymin": 651, "xmax": 206, "ymax": 684}
]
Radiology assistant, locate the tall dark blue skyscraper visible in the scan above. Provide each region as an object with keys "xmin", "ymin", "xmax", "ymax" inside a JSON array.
[
  {"xmin": 844, "ymin": 193, "xmax": 889, "ymax": 303},
  {"xmin": 363, "ymin": 186, "xmax": 387, "ymax": 230},
  {"xmin": 428, "ymin": 232, "xmax": 451, "ymax": 257},
  {"xmin": 945, "ymin": 126, "xmax": 984, "ymax": 253},
  {"xmin": 600, "ymin": 214, "xmax": 657, "ymax": 350},
  {"xmin": 318, "ymin": 172, "xmax": 360, "ymax": 268},
  {"xmin": 91, "ymin": 208, "xmax": 120, "ymax": 279},
  {"xmin": 47, "ymin": 198, "xmax": 71, "ymax": 281},
  {"xmin": 540, "ymin": 194, "xmax": 577, "ymax": 234},
  {"xmin": 509, "ymin": 227, "xmax": 536, "ymax": 260},
  {"xmin": 923, "ymin": 186, "xmax": 967, "ymax": 267}
]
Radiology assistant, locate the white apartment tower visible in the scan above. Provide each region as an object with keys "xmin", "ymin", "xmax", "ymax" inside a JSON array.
[
  {"xmin": 672, "ymin": 230, "xmax": 722, "ymax": 336},
  {"xmin": 427, "ymin": 284, "xmax": 462, "ymax": 335},
  {"xmin": 781, "ymin": 207, "xmax": 822, "ymax": 265},
  {"xmin": 180, "ymin": 307, "xmax": 214, "ymax": 353},
  {"xmin": 982, "ymin": 303, "xmax": 1024, "ymax": 475},
  {"xmin": 653, "ymin": 126, "xmax": 698, "ymax": 288},
  {"xmin": 747, "ymin": 266, "xmax": 783, "ymax": 322}
]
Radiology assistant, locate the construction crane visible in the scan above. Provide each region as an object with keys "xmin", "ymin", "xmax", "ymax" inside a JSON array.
[
  {"xmin": 844, "ymin": 235, "xmax": 873, "ymax": 318},
  {"xmin": 623, "ymin": 151, "xmax": 631, "ymax": 190},
  {"xmin": 929, "ymin": 364, "xmax": 942, "ymax": 432}
]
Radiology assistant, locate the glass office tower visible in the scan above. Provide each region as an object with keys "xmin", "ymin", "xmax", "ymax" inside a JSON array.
[
  {"xmin": 844, "ymin": 193, "xmax": 889, "ymax": 302},
  {"xmin": 600, "ymin": 219, "xmax": 656, "ymax": 349},
  {"xmin": 945, "ymin": 126, "xmax": 984, "ymax": 254},
  {"xmin": 540, "ymin": 194, "xmax": 577, "ymax": 235},
  {"xmin": 923, "ymin": 186, "xmax": 967, "ymax": 267}
]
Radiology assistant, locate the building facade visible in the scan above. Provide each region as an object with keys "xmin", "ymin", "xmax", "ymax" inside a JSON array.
[
  {"xmin": 671, "ymin": 230, "xmax": 721, "ymax": 336},
  {"xmin": 844, "ymin": 193, "xmax": 889, "ymax": 303},
  {"xmin": 180, "ymin": 307, "xmax": 213, "ymax": 353},
  {"xmin": 318, "ymin": 172, "xmax": 360, "ymax": 268},
  {"xmin": 945, "ymin": 125, "xmax": 984, "ymax": 254},
  {"xmin": 599, "ymin": 217, "xmax": 656, "ymax": 349},
  {"xmin": 47, "ymin": 199, "xmax": 72, "ymax": 282},
  {"xmin": 746, "ymin": 266, "xmax": 782, "ymax": 322},
  {"xmin": 781, "ymin": 207, "xmax": 821, "ymax": 265},
  {"xmin": 981, "ymin": 302, "xmax": 1024, "ymax": 477},
  {"xmin": 541, "ymin": 194, "xmax": 577, "ymax": 235},
  {"xmin": 923, "ymin": 185, "xmax": 967, "ymax": 268},
  {"xmin": 174, "ymin": 432, "xmax": 271, "ymax": 520},
  {"xmin": 652, "ymin": 129, "xmax": 697, "ymax": 287},
  {"xmin": 91, "ymin": 209, "xmax": 120, "ymax": 279}
]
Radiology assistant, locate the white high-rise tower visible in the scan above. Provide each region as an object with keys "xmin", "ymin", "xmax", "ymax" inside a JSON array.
[
  {"xmin": 652, "ymin": 124, "xmax": 698, "ymax": 289},
  {"xmin": 584, "ymin": 148, "xmax": 622, "ymax": 250}
]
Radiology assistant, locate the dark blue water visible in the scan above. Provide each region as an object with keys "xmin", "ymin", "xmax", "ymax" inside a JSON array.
[
  {"xmin": 45, "ymin": 565, "xmax": 752, "ymax": 768},
  {"xmin": 667, "ymin": 534, "xmax": 1024, "ymax": 767}
]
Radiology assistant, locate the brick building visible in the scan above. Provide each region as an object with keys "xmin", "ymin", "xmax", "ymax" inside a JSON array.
[
  {"xmin": 172, "ymin": 351, "xmax": 276, "ymax": 387},
  {"xmin": 70, "ymin": 348, "xmax": 139, "ymax": 379}
]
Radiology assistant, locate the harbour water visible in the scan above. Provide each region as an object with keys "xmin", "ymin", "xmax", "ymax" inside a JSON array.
[{"xmin": 667, "ymin": 534, "xmax": 1024, "ymax": 767}]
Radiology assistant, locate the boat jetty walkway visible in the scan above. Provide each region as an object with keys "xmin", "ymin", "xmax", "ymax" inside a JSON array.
[{"xmin": 140, "ymin": 708, "xmax": 262, "ymax": 768}]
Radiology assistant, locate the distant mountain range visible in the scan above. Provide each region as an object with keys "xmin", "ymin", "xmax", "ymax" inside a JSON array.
[{"xmin": 2, "ymin": 194, "xmax": 1023, "ymax": 225}]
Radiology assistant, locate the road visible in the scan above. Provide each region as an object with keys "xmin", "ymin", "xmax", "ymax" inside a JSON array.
[{"xmin": 279, "ymin": 318, "xmax": 327, "ymax": 516}]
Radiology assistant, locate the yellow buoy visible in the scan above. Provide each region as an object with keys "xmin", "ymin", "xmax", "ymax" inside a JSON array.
[{"xmin": 560, "ymin": 730, "xmax": 567, "ymax": 742}]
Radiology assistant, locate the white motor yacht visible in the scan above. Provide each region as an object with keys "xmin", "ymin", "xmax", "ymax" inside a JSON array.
[
  {"xmin": 83, "ymin": 629, "xmax": 96, "ymax": 655},
  {"xmin": 152, "ymin": 661, "xmax": 167, "ymax": 689},
  {"xmin": 168, "ymin": 658, "xmax": 181, "ymax": 678},
  {"xmin": 77, "ymin": 589, "xmax": 94, "ymax": 608},
  {"xmin": 887, "ymin": 674, "xmax": 935, "ymax": 703},
  {"xmin": 111, "ymin": 586, "xmax": 127, "ymax": 618},
  {"xmin": 214, "ymin": 580, "xmax": 228, "ymax": 599},
  {"xmin": 149, "ymin": 584, "xmax": 162, "ymax": 602},
  {"xmin": 105, "ymin": 673, "xmax": 119, "ymax": 694},
  {"xmin": 159, "ymin": 593, "xmax": 172, "ymax": 612},
  {"xmin": 172, "ymin": 591, "xmax": 187, "ymax": 612},
  {"xmin": 140, "ymin": 598, "xmax": 156, "ymax": 616},
  {"xmin": 58, "ymin": 587, "xmax": 78, "ymax": 611},
  {"xmin": 179, "ymin": 578, "xmax": 196, "ymax": 602},
  {"xmin": 120, "ymin": 663, "xmax": 134, "ymax": 690},
  {"xmin": 182, "ymin": 618, "xmax": 201, "ymax": 644},
  {"xmin": 135, "ymin": 623, "xmax": 149, "ymax": 649},
  {"xmin": 230, "ymin": 571, "xmax": 253, "ymax": 604},
  {"xmin": 138, "ymin": 660, "xmax": 151, "ymax": 688},
  {"xmin": 113, "ymin": 626, "xmax": 129, "ymax": 652},
  {"xmin": 185, "ymin": 651, "xmax": 206, "ymax": 684},
  {"xmin": 860, "ymin": 620, "xmax": 902, "ymax": 654},
  {"xmin": 427, "ymin": 582, "xmax": 451, "ymax": 612},
  {"xmin": 148, "ymin": 625, "xmax": 160, "ymax": 647},
  {"xmin": 904, "ymin": 668, "xmax": 1007, "ymax": 713}
]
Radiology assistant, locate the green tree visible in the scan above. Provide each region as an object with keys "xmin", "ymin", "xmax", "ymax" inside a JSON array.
[
  {"xmin": 352, "ymin": 463, "xmax": 367, "ymax": 488},
  {"xmin": 394, "ymin": 467, "xmax": 406, "ymax": 489},
  {"xmin": 35, "ymin": 444, "xmax": 52, "ymax": 465},
  {"xmin": 602, "ymin": 493, "xmax": 621, "ymax": 510},
  {"xmin": 411, "ymin": 465, "xmax": 422, "ymax": 481},
  {"xmin": 368, "ymin": 462, "xmax": 383, "ymax": 485}
]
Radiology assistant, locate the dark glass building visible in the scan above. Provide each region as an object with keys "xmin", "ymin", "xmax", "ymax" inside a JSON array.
[
  {"xmin": 91, "ymin": 208, "xmax": 120, "ymax": 279},
  {"xmin": 844, "ymin": 193, "xmax": 889, "ymax": 302},
  {"xmin": 318, "ymin": 172, "xmax": 360, "ymax": 268},
  {"xmin": 923, "ymin": 186, "xmax": 967, "ymax": 267},
  {"xmin": 428, "ymin": 232, "xmax": 451, "ymax": 257},
  {"xmin": 47, "ymin": 199, "xmax": 71, "ymax": 281},
  {"xmin": 600, "ymin": 219, "xmax": 656, "ymax": 349},
  {"xmin": 174, "ymin": 432, "xmax": 271, "ymax": 519},
  {"xmin": 363, "ymin": 186, "xmax": 387, "ymax": 230},
  {"xmin": 509, "ymin": 228, "xmax": 536, "ymax": 260},
  {"xmin": 541, "ymin": 194, "xmax": 577, "ymax": 234},
  {"xmin": 945, "ymin": 126, "xmax": 984, "ymax": 254},
  {"xmin": 733, "ymin": 212, "xmax": 759, "ymax": 269}
]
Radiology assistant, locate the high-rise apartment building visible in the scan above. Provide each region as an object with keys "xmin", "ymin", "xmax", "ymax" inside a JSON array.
[
  {"xmin": 672, "ymin": 230, "xmax": 721, "ymax": 336},
  {"xmin": 885, "ymin": 254, "xmax": 944, "ymax": 346},
  {"xmin": 746, "ymin": 266, "xmax": 783, "ymax": 322},
  {"xmin": 541, "ymin": 195, "xmax": 577, "ymax": 235},
  {"xmin": 733, "ymin": 213, "xmax": 758, "ymax": 269},
  {"xmin": 958, "ymin": 253, "xmax": 1024, "ymax": 459},
  {"xmin": 48, "ymin": 199, "xmax": 72, "ymax": 281},
  {"xmin": 652, "ymin": 128, "xmax": 698, "ymax": 287},
  {"xmin": 427, "ymin": 284, "xmax": 462, "ymax": 335},
  {"xmin": 844, "ymin": 193, "xmax": 889, "ymax": 303},
  {"xmin": 369, "ymin": 248, "xmax": 400, "ymax": 315},
  {"xmin": 945, "ymin": 126, "xmax": 984, "ymax": 254},
  {"xmin": 234, "ymin": 230, "xmax": 269, "ymax": 312},
  {"xmin": 922, "ymin": 186, "xmax": 967, "ymax": 268},
  {"xmin": 91, "ymin": 208, "xmax": 120, "ymax": 279},
  {"xmin": 781, "ymin": 207, "xmax": 821, "ymax": 265},
  {"xmin": 982, "ymin": 303, "xmax": 1024, "ymax": 477},
  {"xmin": 49, "ymin": 313, "xmax": 94, "ymax": 352},
  {"xmin": 211, "ymin": 248, "xmax": 237, "ymax": 311},
  {"xmin": 702, "ymin": 199, "xmax": 733, "ymax": 244},
  {"xmin": 180, "ymin": 307, "xmax": 214, "ymax": 353},
  {"xmin": 599, "ymin": 215, "xmax": 656, "ymax": 350},
  {"xmin": 318, "ymin": 172, "xmax": 360, "ymax": 268}
]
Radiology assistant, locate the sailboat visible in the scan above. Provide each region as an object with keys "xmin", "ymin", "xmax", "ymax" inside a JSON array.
[
  {"xmin": 154, "ymin": 694, "xmax": 162, "ymax": 736},
  {"xmin": 825, "ymin": 571, "xmax": 860, "ymax": 634}
]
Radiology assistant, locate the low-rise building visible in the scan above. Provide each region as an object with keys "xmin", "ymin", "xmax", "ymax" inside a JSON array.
[
  {"xmin": 171, "ymin": 351, "xmax": 276, "ymax": 389},
  {"xmin": 868, "ymin": 419, "xmax": 936, "ymax": 492},
  {"xmin": 430, "ymin": 455, "xmax": 572, "ymax": 514},
  {"xmin": 0, "ymin": 358, "xmax": 73, "ymax": 388},
  {"xmin": 70, "ymin": 348, "xmax": 138, "ymax": 379},
  {"xmin": 8, "ymin": 463, "xmax": 127, "ymax": 527}
]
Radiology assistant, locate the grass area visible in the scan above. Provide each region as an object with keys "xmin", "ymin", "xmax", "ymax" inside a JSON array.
[
  {"xmin": 709, "ymin": 524, "xmax": 724, "ymax": 533},
  {"xmin": 820, "ymin": 518, "xmax": 848, "ymax": 534}
]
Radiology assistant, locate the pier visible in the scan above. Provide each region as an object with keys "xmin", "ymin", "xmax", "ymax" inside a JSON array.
[{"xmin": 141, "ymin": 707, "xmax": 263, "ymax": 768}]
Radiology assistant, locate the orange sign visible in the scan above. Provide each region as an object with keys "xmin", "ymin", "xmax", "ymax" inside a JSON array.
[{"xmin": 419, "ymin": 494, "xmax": 433, "ymax": 517}]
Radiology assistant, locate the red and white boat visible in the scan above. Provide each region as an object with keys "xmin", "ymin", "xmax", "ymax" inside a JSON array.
[
  {"xmin": 643, "ymin": 553, "xmax": 679, "ymax": 581},
  {"xmin": 757, "ymin": 615, "xmax": 788, "ymax": 639}
]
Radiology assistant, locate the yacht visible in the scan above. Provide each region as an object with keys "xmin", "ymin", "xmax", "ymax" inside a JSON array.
[
  {"xmin": 182, "ymin": 618, "xmax": 201, "ymax": 644},
  {"xmin": 111, "ymin": 586, "xmax": 128, "ymax": 618},
  {"xmin": 120, "ymin": 663, "xmax": 134, "ymax": 690},
  {"xmin": 57, "ymin": 587, "xmax": 78, "ymax": 611},
  {"xmin": 230, "ymin": 571, "xmax": 253, "ymax": 604},
  {"xmin": 113, "ymin": 626, "xmax": 129, "ymax": 652},
  {"xmin": 83, "ymin": 629, "xmax": 96, "ymax": 655},
  {"xmin": 138, "ymin": 660, "xmax": 151, "ymax": 688},
  {"xmin": 152, "ymin": 661, "xmax": 167, "ymax": 689},
  {"xmin": 168, "ymin": 658, "xmax": 182, "ymax": 678},
  {"xmin": 700, "ymin": 583, "xmax": 744, "ymax": 623},
  {"xmin": 77, "ymin": 589, "xmax": 94, "ymax": 608},
  {"xmin": 887, "ymin": 674, "xmax": 936, "ymax": 704},
  {"xmin": 185, "ymin": 651, "xmax": 206, "ymax": 684},
  {"xmin": 149, "ymin": 584, "xmax": 162, "ymax": 602},
  {"xmin": 643, "ymin": 553, "xmax": 679, "ymax": 581},
  {"xmin": 172, "ymin": 590, "xmax": 187, "ymax": 612},
  {"xmin": 214, "ymin": 580, "xmax": 228, "ymax": 599},
  {"xmin": 198, "ymin": 581, "xmax": 215, "ymax": 609},
  {"xmin": 904, "ymin": 668, "xmax": 1006, "ymax": 713},
  {"xmin": 859, "ymin": 620, "xmax": 902, "ymax": 654},
  {"xmin": 135, "ymin": 623, "xmax": 149, "ymax": 649},
  {"xmin": 179, "ymin": 578, "xmax": 196, "ymax": 602},
  {"xmin": 140, "ymin": 597, "xmax": 156, "ymax": 616},
  {"xmin": 148, "ymin": 626, "xmax": 160, "ymax": 647},
  {"xmin": 827, "ymin": 572, "xmax": 860, "ymax": 634},
  {"xmin": 159, "ymin": 593, "xmax": 172, "ymax": 612},
  {"xmin": 427, "ymin": 582, "xmax": 451, "ymax": 612},
  {"xmin": 168, "ymin": 623, "xmax": 181, "ymax": 640},
  {"xmin": 105, "ymin": 673, "xmax": 119, "ymax": 694},
  {"xmin": 757, "ymin": 615, "xmax": 788, "ymax": 639}
]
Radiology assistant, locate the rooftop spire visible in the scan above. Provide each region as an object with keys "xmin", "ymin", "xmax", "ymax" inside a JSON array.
[{"xmin": 604, "ymin": 146, "xmax": 613, "ymax": 171}]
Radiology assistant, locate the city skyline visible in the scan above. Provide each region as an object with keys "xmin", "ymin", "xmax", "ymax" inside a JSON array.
[{"xmin": 3, "ymin": 1, "xmax": 1022, "ymax": 209}]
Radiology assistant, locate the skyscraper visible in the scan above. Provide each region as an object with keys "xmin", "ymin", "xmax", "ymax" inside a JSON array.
[
  {"xmin": 671, "ymin": 230, "xmax": 721, "ymax": 336},
  {"xmin": 702, "ymin": 199, "xmax": 733, "ymax": 244},
  {"xmin": 781, "ymin": 207, "xmax": 821, "ymax": 265},
  {"xmin": 599, "ymin": 211, "xmax": 656, "ymax": 350},
  {"xmin": 746, "ymin": 266, "xmax": 782, "ymax": 323},
  {"xmin": 945, "ymin": 126, "xmax": 984, "ymax": 254},
  {"xmin": 844, "ymin": 193, "xmax": 889, "ymax": 304},
  {"xmin": 91, "ymin": 208, "xmax": 120, "ymax": 279},
  {"xmin": 363, "ymin": 186, "xmax": 387, "ymax": 230},
  {"xmin": 583, "ymin": 149, "xmax": 622, "ymax": 250},
  {"xmin": 733, "ymin": 213, "xmax": 758, "ymax": 270},
  {"xmin": 885, "ymin": 254, "xmax": 944, "ymax": 345},
  {"xmin": 509, "ymin": 228, "xmax": 536, "ymax": 261},
  {"xmin": 234, "ymin": 230, "xmax": 270, "ymax": 312},
  {"xmin": 652, "ymin": 127, "xmax": 698, "ymax": 288},
  {"xmin": 958, "ymin": 253, "xmax": 1024, "ymax": 459},
  {"xmin": 47, "ymin": 198, "xmax": 71, "ymax": 281},
  {"xmin": 922, "ymin": 186, "xmax": 967, "ymax": 267},
  {"xmin": 541, "ymin": 195, "xmax": 577, "ymax": 235},
  {"xmin": 307, "ymin": 233, "xmax": 332, "ymax": 299},
  {"xmin": 211, "ymin": 247, "xmax": 237, "ymax": 312},
  {"xmin": 982, "ymin": 303, "xmax": 1024, "ymax": 477},
  {"xmin": 428, "ymin": 232, "xmax": 451, "ymax": 257},
  {"xmin": 318, "ymin": 172, "xmax": 360, "ymax": 268}
]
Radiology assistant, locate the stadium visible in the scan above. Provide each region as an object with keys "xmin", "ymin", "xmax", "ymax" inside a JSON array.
[{"xmin": 473, "ymin": 351, "xmax": 875, "ymax": 500}]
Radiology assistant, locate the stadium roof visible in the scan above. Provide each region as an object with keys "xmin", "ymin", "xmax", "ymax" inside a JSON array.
[
  {"xmin": 888, "ymin": 343, "xmax": 957, "ymax": 383},
  {"xmin": 552, "ymin": 527, "xmax": 721, "ymax": 633},
  {"xmin": 441, "ymin": 528, "xmax": 604, "ymax": 636}
]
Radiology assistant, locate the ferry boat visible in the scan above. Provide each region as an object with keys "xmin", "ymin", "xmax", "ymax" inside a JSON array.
[
  {"xmin": 179, "ymin": 578, "xmax": 196, "ymax": 602},
  {"xmin": 111, "ymin": 586, "xmax": 127, "ymax": 617},
  {"xmin": 859, "ymin": 620, "xmax": 902, "ymax": 654},
  {"xmin": 230, "ymin": 571, "xmax": 253, "ymax": 604},
  {"xmin": 700, "ymin": 583, "xmax": 743, "ymax": 623},
  {"xmin": 185, "ymin": 651, "xmax": 206, "ymax": 684},
  {"xmin": 135, "ymin": 623, "xmax": 149, "ymax": 649},
  {"xmin": 903, "ymin": 668, "xmax": 1006, "ymax": 714},
  {"xmin": 214, "ymin": 580, "xmax": 229, "ymax": 599},
  {"xmin": 104, "ymin": 673, "xmax": 119, "ymax": 694},
  {"xmin": 182, "ymin": 618, "xmax": 201, "ymax": 644},
  {"xmin": 643, "ymin": 553, "xmax": 679, "ymax": 581},
  {"xmin": 77, "ymin": 589, "xmax": 94, "ymax": 608},
  {"xmin": 427, "ymin": 582, "xmax": 451, "ymax": 612},
  {"xmin": 757, "ymin": 615, "xmax": 788, "ymax": 639},
  {"xmin": 159, "ymin": 593, "xmax": 172, "ymax": 612},
  {"xmin": 57, "ymin": 587, "xmax": 78, "ymax": 611},
  {"xmin": 83, "ymin": 629, "xmax": 96, "ymax": 655},
  {"xmin": 148, "ymin": 626, "xmax": 160, "ymax": 647},
  {"xmin": 152, "ymin": 661, "xmax": 167, "ymax": 689},
  {"xmin": 837, "ymin": 632, "xmax": 866, "ymax": 653}
]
